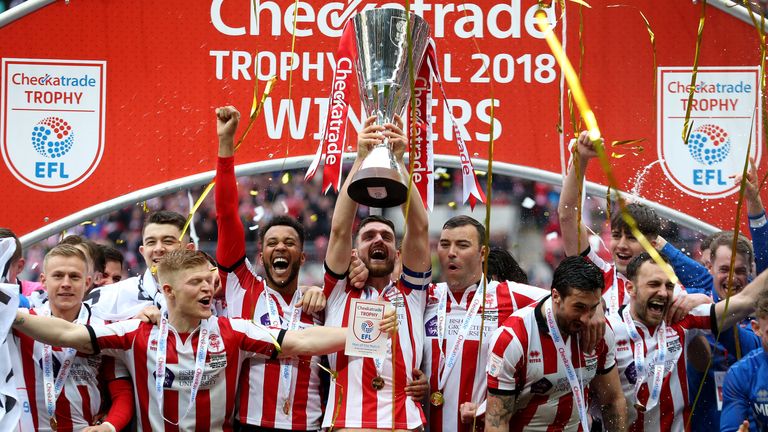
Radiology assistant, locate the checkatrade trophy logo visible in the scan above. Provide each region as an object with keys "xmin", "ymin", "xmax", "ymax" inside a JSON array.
[
  {"xmin": 2, "ymin": 59, "xmax": 106, "ymax": 192},
  {"xmin": 658, "ymin": 67, "xmax": 760, "ymax": 199}
]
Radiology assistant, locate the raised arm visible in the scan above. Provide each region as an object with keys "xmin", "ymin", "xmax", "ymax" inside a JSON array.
[
  {"xmin": 214, "ymin": 106, "xmax": 246, "ymax": 268},
  {"xmin": 655, "ymin": 235, "xmax": 713, "ymax": 294},
  {"xmin": 12, "ymin": 310, "xmax": 94, "ymax": 354},
  {"xmin": 325, "ymin": 116, "xmax": 380, "ymax": 275},
  {"xmin": 739, "ymin": 158, "xmax": 768, "ymax": 274},
  {"xmin": 558, "ymin": 131, "xmax": 600, "ymax": 256},
  {"xmin": 391, "ymin": 117, "xmax": 430, "ymax": 274}
]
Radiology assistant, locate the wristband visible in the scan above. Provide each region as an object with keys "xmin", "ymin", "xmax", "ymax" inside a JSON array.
[{"xmin": 749, "ymin": 211, "xmax": 767, "ymax": 228}]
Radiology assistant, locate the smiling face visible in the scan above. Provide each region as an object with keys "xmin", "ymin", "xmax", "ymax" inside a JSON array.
[
  {"xmin": 139, "ymin": 223, "xmax": 190, "ymax": 271},
  {"xmin": 710, "ymin": 245, "xmax": 750, "ymax": 300},
  {"xmin": 609, "ymin": 229, "xmax": 648, "ymax": 275},
  {"xmin": 628, "ymin": 260, "xmax": 675, "ymax": 328},
  {"xmin": 260, "ymin": 225, "xmax": 305, "ymax": 290},
  {"xmin": 356, "ymin": 221, "xmax": 397, "ymax": 278},
  {"xmin": 437, "ymin": 225, "xmax": 486, "ymax": 291},
  {"xmin": 41, "ymin": 255, "xmax": 90, "ymax": 319}
]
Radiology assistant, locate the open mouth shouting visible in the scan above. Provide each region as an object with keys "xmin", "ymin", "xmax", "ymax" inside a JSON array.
[
  {"xmin": 271, "ymin": 256, "xmax": 290, "ymax": 275},
  {"xmin": 646, "ymin": 297, "xmax": 667, "ymax": 318},
  {"xmin": 369, "ymin": 246, "xmax": 388, "ymax": 263},
  {"xmin": 198, "ymin": 296, "xmax": 212, "ymax": 309}
]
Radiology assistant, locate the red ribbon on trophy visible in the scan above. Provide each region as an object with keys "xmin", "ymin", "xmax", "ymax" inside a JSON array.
[{"xmin": 305, "ymin": 22, "xmax": 356, "ymax": 193}]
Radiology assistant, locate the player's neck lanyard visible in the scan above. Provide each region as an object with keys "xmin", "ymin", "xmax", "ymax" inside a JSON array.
[
  {"xmin": 608, "ymin": 267, "xmax": 620, "ymax": 314},
  {"xmin": 622, "ymin": 307, "xmax": 667, "ymax": 412},
  {"xmin": 155, "ymin": 309, "xmax": 211, "ymax": 426},
  {"xmin": 41, "ymin": 304, "xmax": 89, "ymax": 425},
  {"xmin": 544, "ymin": 299, "xmax": 589, "ymax": 432},
  {"xmin": 263, "ymin": 288, "xmax": 303, "ymax": 416},
  {"xmin": 435, "ymin": 280, "xmax": 485, "ymax": 392}
]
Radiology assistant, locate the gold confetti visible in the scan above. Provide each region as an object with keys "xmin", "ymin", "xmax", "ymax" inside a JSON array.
[
  {"xmin": 249, "ymin": 190, "xmax": 259, "ymax": 196},
  {"xmin": 281, "ymin": 172, "xmax": 291, "ymax": 184},
  {"xmin": 310, "ymin": 214, "xmax": 318, "ymax": 222}
]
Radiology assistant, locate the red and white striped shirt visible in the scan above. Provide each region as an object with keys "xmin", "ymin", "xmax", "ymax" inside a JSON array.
[
  {"xmin": 423, "ymin": 280, "xmax": 548, "ymax": 432},
  {"xmin": 321, "ymin": 265, "xmax": 430, "ymax": 430},
  {"xmin": 90, "ymin": 316, "xmax": 280, "ymax": 431},
  {"xmin": 487, "ymin": 296, "xmax": 617, "ymax": 431},
  {"xmin": 12, "ymin": 305, "xmax": 127, "ymax": 432},
  {"xmin": 583, "ymin": 247, "xmax": 630, "ymax": 315},
  {"xmin": 216, "ymin": 154, "xmax": 323, "ymax": 430},
  {"xmin": 608, "ymin": 304, "xmax": 716, "ymax": 431},
  {"xmin": 221, "ymin": 259, "xmax": 322, "ymax": 430}
]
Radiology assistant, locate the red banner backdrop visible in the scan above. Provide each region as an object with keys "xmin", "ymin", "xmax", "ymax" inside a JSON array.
[{"xmin": 0, "ymin": 0, "xmax": 764, "ymax": 240}]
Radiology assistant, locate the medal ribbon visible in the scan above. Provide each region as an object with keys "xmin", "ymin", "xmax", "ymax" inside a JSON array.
[
  {"xmin": 436, "ymin": 281, "xmax": 485, "ymax": 392},
  {"xmin": 305, "ymin": 21, "xmax": 356, "ymax": 193},
  {"xmin": 622, "ymin": 307, "xmax": 667, "ymax": 411},
  {"xmin": 426, "ymin": 43, "xmax": 486, "ymax": 209},
  {"xmin": 155, "ymin": 309, "xmax": 212, "ymax": 425},
  {"xmin": 608, "ymin": 267, "xmax": 620, "ymax": 315},
  {"xmin": 544, "ymin": 299, "xmax": 589, "ymax": 432},
  {"xmin": 263, "ymin": 289, "xmax": 304, "ymax": 415},
  {"xmin": 41, "ymin": 304, "xmax": 89, "ymax": 422},
  {"xmin": 370, "ymin": 284, "xmax": 397, "ymax": 381}
]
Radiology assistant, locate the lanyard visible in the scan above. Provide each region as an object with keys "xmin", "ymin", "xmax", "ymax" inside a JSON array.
[
  {"xmin": 608, "ymin": 267, "xmax": 620, "ymax": 314},
  {"xmin": 155, "ymin": 310, "xmax": 211, "ymax": 425},
  {"xmin": 41, "ymin": 304, "xmax": 89, "ymax": 421},
  {"xmin": 370, "ymin": 284, "xmax": 397, "ymax": 379},
  {"xmin": 544, "ymin": 299, "xmax": 589, "ymax": 432},
  {"xmin": 622, "ymin": 307, "xmax": 667, "ymax": 411},
  {"xmin": 435, "ymin": 282, "xmax": 484, "ymax": 392},
  {"xmin": 263, "ymin": 289, "xmax": 303, "ymax": 414}
]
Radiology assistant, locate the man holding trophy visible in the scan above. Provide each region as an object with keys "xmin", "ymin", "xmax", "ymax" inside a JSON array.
[{"xmin": 319, "ymin": 8, "xmax": 433, "ymax": 431}]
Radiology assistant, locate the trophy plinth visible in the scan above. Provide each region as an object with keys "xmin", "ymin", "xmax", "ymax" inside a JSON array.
[
  {"xmin": 348, "ymin": 144, "xmax": 408, "ymax": 208},
  {"xmin": 347, "ymin": 8, "xmax": 430, "ymax": 208}
]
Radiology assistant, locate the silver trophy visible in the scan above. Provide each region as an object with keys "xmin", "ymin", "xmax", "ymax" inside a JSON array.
[{"xmin": 347, "ymin": 8, "xmax": 431, "ymax": 208}]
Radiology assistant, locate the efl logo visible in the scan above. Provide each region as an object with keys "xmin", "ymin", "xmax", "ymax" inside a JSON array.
[
  {"xmin": 1, "ymin": 58, "xmax": 106, "ymax": 192},
  {"xmin": 658, "ymin": 67, "xmax": 761, "ymax": 199}
]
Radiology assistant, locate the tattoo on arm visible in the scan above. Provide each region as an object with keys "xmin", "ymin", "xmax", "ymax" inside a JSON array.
[{"xmin": 13, "ymin": 316, "xmax": 24, "ymax": 326}]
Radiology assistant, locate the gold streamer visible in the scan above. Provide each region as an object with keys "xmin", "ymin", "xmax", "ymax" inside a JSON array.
[
  {"xmin": 536, "ymin": 8, "xmax": 679, "ymax": 286},
  {"xmin": 611, "ymin": 138, "xmax": 646, "ymax": 158},
  {"xmin": 681, "ymin": 0, "xmax": 707, "ymax": 144},
  {"xmin": 688, "ymin": 114, "xmax": 756, "ymax": 429},
  {"xmin": 178, "ymin": 76, "xmax": 278, "ymax": 241}
]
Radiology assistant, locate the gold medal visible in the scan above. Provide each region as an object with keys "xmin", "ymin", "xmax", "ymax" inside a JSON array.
[
  {"xmin": 49, "ymin": 417, "xmax": 58, "ymax": 431},
  {"xmin": 282, "ymin": 399, "xmax": 291, "ymax": 415},
  {"xmin": 371, "ymin": 376, "xmax": 385, "ymax": 390},
  {"xmin": 430, "ymin": 391, "xmax": 444, "ymax": 407},
  {"xmin": 633, "ymin": 402, "xmax": 646, "ymax": 413}
]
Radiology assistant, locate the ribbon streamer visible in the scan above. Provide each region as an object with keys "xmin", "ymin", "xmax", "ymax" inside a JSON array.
[
  {"xmin": 536, "ymin": 7, "xmax": 679, "ymax": 286},
  {"xmin": 606, "ymin": 5, "xmax": 657, "ymax": 94},
  {"xmin": 681, "ymin": 0, "xmax": 707, "ymax": 145},
  {"xmin": 178, "ymin": 76, "xmax": 277, "ymax": 241}
]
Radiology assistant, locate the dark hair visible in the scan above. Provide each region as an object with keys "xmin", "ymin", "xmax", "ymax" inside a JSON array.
[
  {"xmin": 626, "ymin": 252, "xmax": 671, "ymax": 283},
  {"xmin": 0, "ymin": 228, "xmax": 22, "ymax": 278},
  {"xmin": 356, "ymin": 215, "xmax": 396, "ymax": 239},
  {"xmin": 610, "ymin": 203, "xmax": 661, "ymax": 239},
  {"xmin": 259, "ymin": 215, "xmax": 305, "ymax": 248},
  {"xmin": 709, "ymin": 231, "xmax": 753, "ymax": 272},
  {"xmin": 144, "ymin": 210, "xmax": 187, "ymax": 233},
  {"xmin": 59, "ymin": 235, "xmax": 105, "ymax": 273},
  {"xmin": 487, "ymin": 247, "xmax": 528, "ymax": 284},
  {"xmin": 100, "ymin": 244, "xmax": 124, "ymax": 266},
  {"xmin": 442, "ymin": 215, "xmax": 485, "ymax": 246},
  {"xmin": 551, "ymin": 256, "xmax": 604, "ymax": 297}
]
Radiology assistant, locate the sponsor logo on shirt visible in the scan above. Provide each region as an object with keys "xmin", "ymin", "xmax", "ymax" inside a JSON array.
[
  {"xmin": 531, "ymin": 377, "xmax": 553, "ymax": 394},
  {"xmin": 424, "ymin": 316, "xmax": 438, "ymax": 338},
  {"xmin": 616, "ymin": 338, "xmax": 631, "ymax": 352},
  {"xmin": 529, "ymin": 350, "xmax": 542, "ymax": 364}
]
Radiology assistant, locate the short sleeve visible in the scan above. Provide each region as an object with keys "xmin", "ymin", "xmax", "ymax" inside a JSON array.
[
  {"xmin": 487, "ymin": 325, "xmax": 525, "ymax": 395},
  {"xmin": 229, "ymin": 318, "xmax": 282, "ymax": 360}
]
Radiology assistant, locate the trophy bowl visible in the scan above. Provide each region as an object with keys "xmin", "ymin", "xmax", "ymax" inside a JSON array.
[{"xmin": 347, "ymin": 8, "xmax": 431, "ymax": 208}]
